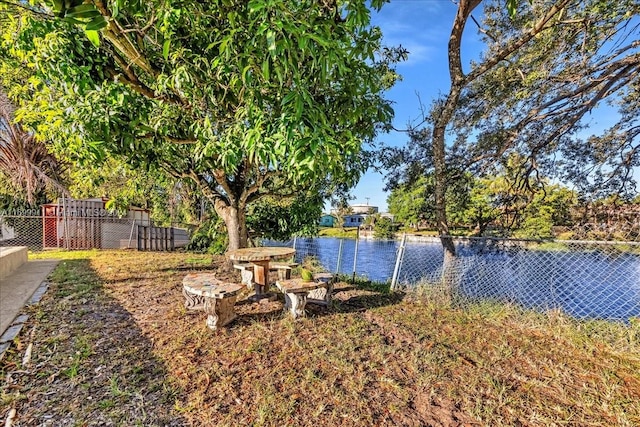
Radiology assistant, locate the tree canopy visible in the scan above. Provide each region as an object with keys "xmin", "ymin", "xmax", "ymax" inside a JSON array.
[
  {"xmin": 0, "ymin": 0, "xmax": 403, "ymax": 249},
  {"xmin": 453, "ymin": 0, "xmax": 640, "ymax": 199},
  {"xmin": 383, "ymin": 0, "xmax": 639, "ymax": 260}
]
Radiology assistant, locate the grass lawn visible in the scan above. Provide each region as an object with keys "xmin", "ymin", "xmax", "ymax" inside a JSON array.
[
  {"xmin": 318, "ymin": 227, "xmax": 360, "ymax": 238},
  {"xmin": 1, "ymin": 250, "xmax": 639, "ymax": 426}
]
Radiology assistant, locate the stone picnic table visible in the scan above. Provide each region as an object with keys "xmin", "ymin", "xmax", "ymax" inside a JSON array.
[{"xmin": 226, "ymin": 246, "xmax": 296, "ymax": 301}]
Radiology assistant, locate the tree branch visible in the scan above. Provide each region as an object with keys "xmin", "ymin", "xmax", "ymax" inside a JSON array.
[{"xmin": 466, "ymin": 0, "xmax": 573, "ymax": 84}]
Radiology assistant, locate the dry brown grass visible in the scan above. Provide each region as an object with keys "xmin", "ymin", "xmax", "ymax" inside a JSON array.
[{"xmin": 1, "ymin": 250, "xmax": 638, "ymax": 426}]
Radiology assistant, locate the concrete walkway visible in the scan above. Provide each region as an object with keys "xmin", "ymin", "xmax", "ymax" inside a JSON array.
[{"xmin": 0, "ymin": 260, "xmax": 59, "ymax": 355}]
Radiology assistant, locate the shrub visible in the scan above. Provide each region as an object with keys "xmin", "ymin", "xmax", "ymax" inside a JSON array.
[
  {"xmin": 373, "ymin": 217, "xmax": 397, "ymax": 239},
  {"xmin": 185, "ymin": 216, "xmax": 228, "ymax": 254}
]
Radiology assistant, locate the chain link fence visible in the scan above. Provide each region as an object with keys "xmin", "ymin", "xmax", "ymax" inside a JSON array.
[
  {"xmin": 393, "ymin": 237, "xmax": 640, "ymax": 322},
  {"xmin": 266, "ymin": 230, "xmax": 640, "ymax": 322},
  {"xmin": 3, "ymin": 211, "xmax": 638, "ymax": 322}
]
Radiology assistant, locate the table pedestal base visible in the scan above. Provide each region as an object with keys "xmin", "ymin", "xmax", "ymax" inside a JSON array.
[
  {"xmin": 249, "ymin": 284, "xmax": 269, "ymax": 302},
  {"xmin": 276, "ymin": 279, "xmax": 325, "ymax": 319}
]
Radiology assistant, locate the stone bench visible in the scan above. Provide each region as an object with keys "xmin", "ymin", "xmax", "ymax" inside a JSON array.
[
  {"xmin": 308, "ymin": 273, "xmax": 335, "ymax": 306},
  {"xmin": 269, "ymin": 262, "xmax": 300, "ymax": 280},
  {"xmin": 275, "ymin": 278, "xmax": 328, "ymax": 319},
  {"xmin": 182, "ymin": 273, "xmax": 243, "ymax": 330}
]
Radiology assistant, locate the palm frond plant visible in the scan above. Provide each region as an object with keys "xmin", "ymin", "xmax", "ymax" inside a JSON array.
[{"xmin": 0, "ymin": 88, "xmax": 68, "ymax": 205}]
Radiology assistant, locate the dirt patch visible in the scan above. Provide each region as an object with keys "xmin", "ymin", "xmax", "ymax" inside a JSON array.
[{"xmin": 413, "ymin": 392, "xmax": 478, "ymax": 427}]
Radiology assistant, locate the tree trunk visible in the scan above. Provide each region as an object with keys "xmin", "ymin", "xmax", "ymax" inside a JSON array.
[
  {"xmin": 214, "ymin": 200, "xmax": 248, "ymax": 251},
  {"xmin": 433, "ymin": 123, "xmax": 459, "ymax": 302},
  {"xmin": 432, "ymin": 0, "xmax": 481, "ymax": 261},
  {"xmin": 429, "ymin": 0, "xmax": 484, "ymax": 302},
  {"xmin": 433, "ymin": 123, "xmax": 457, "ymax": 259}
]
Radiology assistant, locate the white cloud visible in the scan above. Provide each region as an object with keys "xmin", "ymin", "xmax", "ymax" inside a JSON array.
[
  {"xmin": 373, "ymin": 1, "xmax": 455, "ymax": 66},
  {"xmin": 397, "ymin": 42, "xmax": 436, "ymax": 65}
]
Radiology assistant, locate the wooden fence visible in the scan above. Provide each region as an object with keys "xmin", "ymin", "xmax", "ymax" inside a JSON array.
[{"xmin": 136, "ymin": 225, "xmax": 175, "ymax": 251}]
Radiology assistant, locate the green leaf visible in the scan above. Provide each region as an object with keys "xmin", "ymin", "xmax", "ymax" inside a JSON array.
[
  {"xmin": 242, "ymin": 65, "xmax": 252, "ymax": 83},
  {"xmin": 507, "ymin": 0, "xmax": 518, "ymax": 19},
  {"xmin": 307, "ymin": 34, "xmax": 329, "ymax": 48},
  {"xmin": 266, "ymin": 30, "xmax": 276, "ymax": 56},
  {"xmin": 62, "ymin": 17, "xmax": 87, "ymax": 25},
  {"xmin": 262, "ymin": 60, "xmax": 270, "ymax": 80},
  {"xmin": 85, "ymin": 30, "xmax": 100, "ymax": 47},
  {"xmin": 248, "ymin": 0, "xmax": 266, "ymax": 13},
  {"xmin": 65, "ymin": 4, "xmax": 98, "ymax": 18},
  {"xmin": 281, "ymin": 91, "xmax": 296, "ymax": 106},
  {"xmin": 295, "ymin": 95, "xmax": 303, "ymax": 119},
  {"xmin": 298, "ymin": 36, "xmax": 308, "ymax": 50},
  {"xmin": 162, "ymin": 39, "xmax": 171, "ymax": 60},
  {"xmin": 68, "ymin": 10, "xmax": 101, "ymax": 20},
  {"xmin": 50, "ymin": 0, "xmax": 63, "ymax": 13},
  {"xmin": 218, "ymin": 37, "xmax": 230, "ymax": 55},
  {"xmin": 85, "ymin": 16, "xmax": 108, "ymax": 31}
]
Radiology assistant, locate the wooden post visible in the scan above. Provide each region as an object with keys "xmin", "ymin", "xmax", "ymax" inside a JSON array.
[{"xmin": 252, "ymin": 260, "xmax": 269, "ymax": 294}]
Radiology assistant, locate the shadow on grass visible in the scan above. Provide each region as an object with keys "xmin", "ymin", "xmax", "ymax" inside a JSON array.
[
  {"xmin": 0, "ymin": 258, "xmax": 187, "ymax": 426},
  {"xmin": 201, "ymin": 282, "xmax": 406, "ymax": 329},
  {"xmin": 231, "ymin": 282, "xmax": 407, "ymax": 324},
  {"xmin": 330, "ymin": 290, "xmax": 406, "ymax": 313},
  {"xmin": 161, "ymin": 264, "xmax": 217, "ymax": 272}
]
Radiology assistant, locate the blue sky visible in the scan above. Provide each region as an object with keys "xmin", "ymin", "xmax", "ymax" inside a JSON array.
[{"xmin": 348, "ymin": 0, "xmax": 476, "ymax": 212}]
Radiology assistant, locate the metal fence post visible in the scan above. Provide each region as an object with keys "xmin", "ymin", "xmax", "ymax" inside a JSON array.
[
  {"xmin": 336, "ymin": 238, "xmax": 344, "ymax": 274},
  {"xmin": 127, "ymin": 220, "xmax": 136, "ymax": 249},
  {"xmin": 391, "ymin": 233, "xmax": 407, "ymax": 290},
  {"xmin": 62, "ymin": 197, "xmax": 70, "ymax": 250},
  {"xmin": 352, "ymin": 226, "xmax": 360, "ymax": 284}
]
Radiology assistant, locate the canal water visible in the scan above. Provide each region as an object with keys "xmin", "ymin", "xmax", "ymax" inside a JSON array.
[{"xmin": 286, "ymin": 237, "xmax": 640, "ymax": 321}]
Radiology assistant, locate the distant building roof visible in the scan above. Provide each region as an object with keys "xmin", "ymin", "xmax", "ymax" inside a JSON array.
[{"xmin": 350, "ymin": 204, "xmax": 378, "ymax": 214}]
